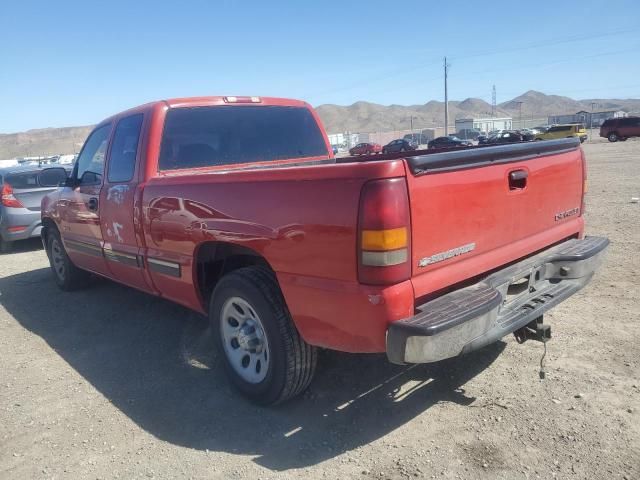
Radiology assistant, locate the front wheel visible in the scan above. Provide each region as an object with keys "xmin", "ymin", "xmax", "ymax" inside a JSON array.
[
  {"xmin": 608, "ymin": 132, "xmax": 618, "ymax": 142},
  {"xmin": 210, "ymin": 266, "xmax": 317, "ymax": 405},
  {"xmin": 46, "ymin": 229, "xmax": 90, "ymax": 291}
]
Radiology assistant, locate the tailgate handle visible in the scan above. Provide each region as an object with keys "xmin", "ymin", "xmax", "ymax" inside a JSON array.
[{"xmin": 509, "ymin": 170, "xmax": 528, "ymax": 190}]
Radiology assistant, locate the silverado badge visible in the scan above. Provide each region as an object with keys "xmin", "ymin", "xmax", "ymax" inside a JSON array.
[
  {"xmin": 555, "ymin": 207, "xmax": 580, "ymax": 221},
  {"xmin": 418, "ymin": 242, "xmax": 476, "ymax": 267}
]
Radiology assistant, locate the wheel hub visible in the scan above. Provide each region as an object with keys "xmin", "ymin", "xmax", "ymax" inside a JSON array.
[{"xmin": 236, "ymin": 321, "xmax": 264, "ymax": 353}]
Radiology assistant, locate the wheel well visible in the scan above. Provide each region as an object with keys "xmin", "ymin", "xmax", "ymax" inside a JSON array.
[
  {"xmin": 195, "ymin": 242, "xmax": 272, "ymax": 310},
  {"xmin": 41, "ymin": 217, "xmax": 58, "ymax": 244}
]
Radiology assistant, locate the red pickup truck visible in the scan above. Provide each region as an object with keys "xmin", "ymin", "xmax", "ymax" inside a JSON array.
[{"xmin": 41, "ymin": 96, "xmax": 608, "ymax": 404}]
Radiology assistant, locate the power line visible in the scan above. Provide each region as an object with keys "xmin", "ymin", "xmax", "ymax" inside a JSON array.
[{"xmin": 448, "ymin": 27, "xmax": 638, "ymax": 62}]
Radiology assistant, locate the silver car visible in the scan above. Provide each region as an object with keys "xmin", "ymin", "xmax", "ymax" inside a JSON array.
[{"xmin": 0, "ymin": 164, "xmax": 69, "ymax": 253}]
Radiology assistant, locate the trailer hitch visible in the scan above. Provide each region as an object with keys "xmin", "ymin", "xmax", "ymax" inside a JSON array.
[
  {"xmin": 514, "ymin": 316, "xmax": 551, "ymax": 379},
  {"xmin": 514, "ymin": 316, "xmax": 551, "ymax": 344}
]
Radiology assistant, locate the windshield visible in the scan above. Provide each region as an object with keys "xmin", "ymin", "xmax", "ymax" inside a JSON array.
[{"xmin": 159, "ymin": 105, "xmax": 328, "ymax": 170}]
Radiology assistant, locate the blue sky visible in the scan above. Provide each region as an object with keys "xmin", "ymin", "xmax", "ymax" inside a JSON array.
[{"xmin": 1, "ymin": 0, "xmax": 639, "ymax": 133}]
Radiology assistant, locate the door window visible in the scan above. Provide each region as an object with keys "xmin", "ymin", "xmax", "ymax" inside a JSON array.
[
  {"xmin": 108, "ymin": 114, "xmax": 143, "ymax": 183},
  {"xmin": 76, "ymin": 124, "xmax": 111, "ymax": 185}
]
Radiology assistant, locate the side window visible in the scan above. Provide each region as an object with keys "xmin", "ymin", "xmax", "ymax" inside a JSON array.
[
  {"xmin": 108, "ymin": 114, "xmax": 144, "ymax": 183},
  {"xmin": 76, "ymin": 125, "xmax": 111, "ymax": 185}
]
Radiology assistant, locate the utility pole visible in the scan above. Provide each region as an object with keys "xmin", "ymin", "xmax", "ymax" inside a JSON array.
[
  {"xmin": 590, "ymin": 102, "xmax": 597, "ymax": 141},
  {"xmin": 492, "ymin": 85, "xmax": 496, "ymax": 117},
  {"xmin": 515, "ymin": 101, "xmax": 523, "ymax": 129},
  {"xmin": 444, "ymin": 57, "xmax": 449, "ymax": 136}
]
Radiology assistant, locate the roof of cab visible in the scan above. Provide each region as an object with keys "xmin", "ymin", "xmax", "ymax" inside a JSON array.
[{"xmin": 97, "ymin": 96, "xmax": 311, "ymax": 127}]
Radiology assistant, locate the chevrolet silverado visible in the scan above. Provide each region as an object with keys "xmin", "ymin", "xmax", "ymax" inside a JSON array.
[{"xmin": 40, "ymin": 96, "xmax": 608, "ymax": 404}]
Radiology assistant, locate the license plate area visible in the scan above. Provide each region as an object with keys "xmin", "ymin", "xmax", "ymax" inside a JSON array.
[
  {"xmin": 505, "ymin": 274, "xmax": 531, "ymax": 303},
  {"xmin": 501, "ymin": 266, "xmax": 545, "ymax": 307}
]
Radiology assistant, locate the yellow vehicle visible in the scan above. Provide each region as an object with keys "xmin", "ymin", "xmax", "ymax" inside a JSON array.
[{"xmin": 535, "ymin": 124, "xmax": 588, "ymax": 143}]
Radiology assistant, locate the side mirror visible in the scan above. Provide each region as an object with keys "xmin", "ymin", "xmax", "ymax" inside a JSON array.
[
  {"xmin": 38, "ymin": 167, "xmax": 69, "ymax": 187},
  {"xmin": 79, "ymin": 170, "xmax": 101, "ymax": 186}
]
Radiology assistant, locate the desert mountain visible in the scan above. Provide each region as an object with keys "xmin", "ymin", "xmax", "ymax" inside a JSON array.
[{"xmin": 2, "ymin": 91, "xmax": 639, "ymax": 158}]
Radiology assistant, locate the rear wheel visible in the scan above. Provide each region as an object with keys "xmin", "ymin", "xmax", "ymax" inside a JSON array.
[
  {"xmin": 46, "ymin": 229, "xmax": 90, "ymax": 291},
  {"xmin": 210, "ymin": 266, "xmax": 317, "ymax": 405},
  {"xmin": 608, "ymin": 132, "xmax": 619, "ymax": 142}
]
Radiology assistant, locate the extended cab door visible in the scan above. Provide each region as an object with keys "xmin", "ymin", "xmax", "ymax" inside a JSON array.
[
  {"xmin": 100, "ymin": 113, "xmax": 155, "ymax": 293},
  {"xmin": 58, "ymin": 124, "xmax": 111, "ymax": 276}
]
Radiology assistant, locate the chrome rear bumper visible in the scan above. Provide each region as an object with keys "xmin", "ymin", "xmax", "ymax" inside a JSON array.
[{"xmin": 386, "ymin": 236, "xmax": 609, "ymax": 364}]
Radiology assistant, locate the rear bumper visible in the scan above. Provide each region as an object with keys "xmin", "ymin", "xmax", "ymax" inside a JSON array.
[
  {"xmin": 387, "ymin": 236, "xmax": 609, "ymax": 364},
  {"xmin": 0, "ymin": 207, "xmax": 42, "ymax": 242}
]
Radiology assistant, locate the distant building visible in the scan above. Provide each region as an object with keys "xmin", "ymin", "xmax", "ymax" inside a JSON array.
[
  {"xmin": 548, "ymin": 110, "xmax": 627, "ymax": 127},
  {"xmin": 455, "ymin": 117, "xmax": 512, "ymax": 134}
]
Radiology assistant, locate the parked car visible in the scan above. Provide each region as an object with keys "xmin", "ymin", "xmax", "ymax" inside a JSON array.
[
  {"xmin": 0, "ymin": 164, "xmax": 69, "ymax": 253},
  {"xmin": 382, "ymin": 139, "xmax": 416, "ymax": 154},
  {"xmin": 427, "ymin": 136, "xmax": 472, "ymax": 149},
  {"xmin": 41, "ymin": 95, "xmax": 607, "ymax": 405},
  {"xmin": 349, "ymin": 142, "xmax": 382, "ymax": 155},
  {"xmin": 535, "ymin": 124, "xmax": 587, "ymax": 143},
  {"xmin": 456, "ymin": 128, "xmax": 482, "ymax": 140},
  {"xmin": 599, "ymin": 116, "xmax": 640, "ymax": 142},
  {"xmin": 483, "ymin": 130, "xmax": 534, "ymax": 145}
]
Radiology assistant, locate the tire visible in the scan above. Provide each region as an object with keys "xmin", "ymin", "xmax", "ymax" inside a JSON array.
[
  {"xmin": 0, "ymin": 236, "xmax": 12, "ymax": 254},
  {"xmin": 46, "ymin": 228, "xmax": 90, "ymax": 291},
  {"xmin": 608, "ymin": 132, "xmax": 618, "ymax": 142},
  {"xmin": 210, "ymin": 266, "xmax": 317, "ymax": 405}
]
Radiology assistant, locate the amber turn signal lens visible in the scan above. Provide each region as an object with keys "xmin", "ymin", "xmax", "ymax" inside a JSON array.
[{"xmin": 361, "ymin": 227, "xmax": 407, "ymax": 251}]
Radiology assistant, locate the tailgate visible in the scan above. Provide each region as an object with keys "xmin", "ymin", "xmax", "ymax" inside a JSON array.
[{"xmin": 404, "ymin": 139, "xmax": 585, "ymax": 297}]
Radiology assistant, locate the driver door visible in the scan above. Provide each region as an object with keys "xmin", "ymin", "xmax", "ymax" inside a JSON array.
[{"xmin": 58, "ymin": 123, "xmax": 112, "ymax": 276}]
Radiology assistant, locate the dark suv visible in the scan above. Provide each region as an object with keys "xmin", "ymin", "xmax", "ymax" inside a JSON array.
[{"xmin": 600, "ymin": 117, "xmax": 640, "ymax": 142}]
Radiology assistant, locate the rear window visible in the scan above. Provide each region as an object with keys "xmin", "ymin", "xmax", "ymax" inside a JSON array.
[
  {"xmin": 159, "ymin": 106, "xmax": 328, "ymax": 170},
  {"xmin": 5, "ymin": 172, "xmax": 39, "ymax": 189}
]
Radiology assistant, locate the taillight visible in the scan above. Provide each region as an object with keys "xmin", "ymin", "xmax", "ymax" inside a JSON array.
[
  {"xmin": 1, "ymin": 183, "xmax": 24, "ymax": 208},
  {"xmin": 358, "ymin": 178, "xmax": 411, "ymax": 285},
  {"xmin": 580, "ymin": 148, "xmax": 587, "ymax": 215}
]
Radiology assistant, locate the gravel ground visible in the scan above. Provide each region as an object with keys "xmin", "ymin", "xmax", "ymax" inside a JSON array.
[{"xmin": 1, "ymin": 138, "xmax": 639, "ymax": 480}]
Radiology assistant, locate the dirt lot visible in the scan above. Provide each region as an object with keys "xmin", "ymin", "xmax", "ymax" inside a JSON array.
[{"xmin": 1, "ymin": 139, "xmax": 639, "ymax": 480}]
